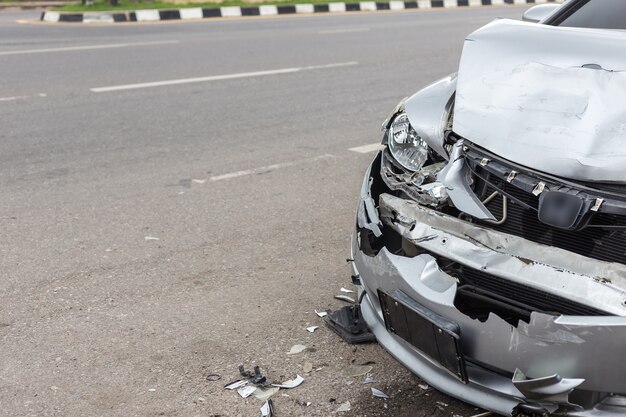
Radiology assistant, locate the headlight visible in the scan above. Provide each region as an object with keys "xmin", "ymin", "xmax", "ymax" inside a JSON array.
[{"xmin": 387, "ymin": 112, "xmax": 428, "ymax": 171}]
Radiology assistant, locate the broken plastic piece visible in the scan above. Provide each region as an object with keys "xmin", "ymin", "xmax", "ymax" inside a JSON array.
[
  {"xmin": 371, "ymin": 387, "xmax": 389, "ymax": 399},
  {"xmin": 287, "ymin": 344, "xmax": 307, "ymax": 355},
  {"xmin": 224, "ymin": 380, "xmax": 248, "ymax": 390},
  {"xmin": 252, "ymin": 366, "xmax": 266, "ymax": 385},
  {"xmin": 345, "ymin": 365, "xmax": 373, "ymax": 377},
  {"xmin": 418, "ymin": 383, "xmax": 429, "ymax": 390},
  {"xmin": 512, "ymin": 368, "xmax": 584, "ymax": 403},
  {"xmin": 336, "ymin": 401, "xmax": 351, "ymax": 412},
  {"xmin": 334, "ymin": 295, "xmax": 356, "ymax": 303},
  {"xmin": 303, "ymin": 362, "xmax": 313, "ymax": 373},
  {"xmin": 315, "ymin": 310, "xmax": 327, "ymax": 317},
  {"xmin": 238, "ymin": 385, "xmax": 257, "ymax": 398},
  {"xmin": 144, "ymin": 236, "xmax": 159, "ymax": 241},
  {"xmin": 306, "ymin": 326, "xmax": 318, "ymax": 333},
  {"xmin": 272, "ymin": 375, "xmax": 304, "ymax": 389},
  {"xmin": 340, "ymin": 287, "xmax": 355, "ymax": 293},
  {"xmin": 260, "ymin": 399, "xmax": 275, "ymax": 417},
  {"xmin": 253, "ymin": 387, "xmax": 280, "ymax": 401},
  {"xmin": 325, "ymin": 305, "xmax": 376, "ymax": 344},
  {"xmin": 239, "ymin": 364, "xmax": 253, "ymax": 378},
  {"xmin": 206, "ymin": 373, "xmax": 221, "ymax": 381},
  {"xmin": 362, "ymin": 375, "xmax": 376, "ymax": 384}
]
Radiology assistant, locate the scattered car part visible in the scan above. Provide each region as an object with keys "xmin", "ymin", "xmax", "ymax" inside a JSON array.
[
  {"xmin": 340, "ymin": 287, "xmax": 355, "ymax": 293},
  {"xmin": 272, "ymin": 375, "xmax": 304, "ymax": 389},
  {"xmin": 306, "ymin": 326, "xmax": 318, "ymax": 333},
  {"xmin": 345, "ymin": 365, "xmax": 373, "ymax": 378},
  {"xmin": 371, "ymin": 387, "xmax": 389, "ymax": 399},
  {"xmin": 336, "ymin": 401, "xmax": 351, "ymax": 412},
  {"xmin": 224, "ymin": 380, "xmax": 248, "ymax": 390},
  {"xmin": 363, "ymin": 375, "xmax": 376, "ymax": 384},
  {"xmin": 206, "ymin": 373, "xmax": 221, "ymax": 382},
  {"xmin": 238, "ymin": 385, "xmax": 257, "ymax": 398},
  {"xmin": 303, "ymin": 362, "xmax": 313, "ymax": 373},
  {"xmin": 325, "ymin": 304, "xmax": 376, "ymax": 344},
  {"xmin": 286, "ymin": 344, "xmax": 307, "ymax": 355},
  {"xmin": 314, "ymin": 310, "xmax": 327, "ymax": 318},
  {"xmin": 334, "ymin": 294, "xmax": 356, "ymax": 303},
  {"xmin": 253, "ymin": 387, "xmax": 280, "ymax": 402},
  {"xmin": 260, "ymin": 399, "xmax": 275, "ymax": 417}
]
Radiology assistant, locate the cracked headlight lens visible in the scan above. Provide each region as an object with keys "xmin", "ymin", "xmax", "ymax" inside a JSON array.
[{"xmin": 387, "ymin": 112, "xmax": 428, "ymax": 172}]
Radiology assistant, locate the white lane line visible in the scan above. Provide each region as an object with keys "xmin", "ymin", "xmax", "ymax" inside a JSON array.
[
  {"xmin": 319, "ymin": 28, "xmax": 370, "ymax": 34},
  {"xmin": 0, "ymin": 40, "xmax": 179, "ymax": 57},
  {"xmin": 91, "ymin": 61, "xmax": 358, "ymax": 93},
  {"xmin": 0, "ymin": 93, "xmax": 47, "ymax": 102},
  {"xmin": 209, "ymin": 154, "xmax": 337, "ymax": 182},
  {"xmin": 349, "ymin": 143, "xmax": 384, "ymax": 154}
]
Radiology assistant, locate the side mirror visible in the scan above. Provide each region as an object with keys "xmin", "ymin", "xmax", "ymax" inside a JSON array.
[{"xmin": 522, "ymin": 4, "xmax": 561, "ymax": 23}]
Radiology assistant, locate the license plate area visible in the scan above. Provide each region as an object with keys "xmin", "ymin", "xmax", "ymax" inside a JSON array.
[{"xmin": 378, "ymin": 289, "xmax": 468, "ymax": 383}]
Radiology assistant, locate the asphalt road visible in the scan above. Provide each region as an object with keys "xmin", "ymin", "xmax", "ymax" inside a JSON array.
[{"xmin": 1, "ymin": 6, "xmax": 527, "ymax": 417}]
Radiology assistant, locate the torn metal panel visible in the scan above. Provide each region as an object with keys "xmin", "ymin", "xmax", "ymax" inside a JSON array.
[
  {"xmin": 353, "ymin": 194, "xmax": 626, "ymax": 394},
  {"xmin": 436, "ymin": 141, "xmax": 495, "ymax": 220},
  {"xmin": 378, "ymin": 193, "xmax": 626, "ymax": 315},
  {"xmin": 454, "ymin": 19, "xmax": 626, "ymax": 182}
]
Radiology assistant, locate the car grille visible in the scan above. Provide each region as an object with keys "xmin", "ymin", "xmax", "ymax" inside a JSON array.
[{"xmin": 482, "ymin": 184, "xmax": 626, "ymax": 264}]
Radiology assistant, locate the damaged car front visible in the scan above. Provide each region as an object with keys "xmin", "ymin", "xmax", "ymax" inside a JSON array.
[{"xmin": 350, "ymin": 2, "xmax": 626, "ymax": 416}]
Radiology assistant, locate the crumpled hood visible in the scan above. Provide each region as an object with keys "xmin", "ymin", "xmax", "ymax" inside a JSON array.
[{"xmin": 453, "ymin": 19, "xmax": 626, "ymax": 183}]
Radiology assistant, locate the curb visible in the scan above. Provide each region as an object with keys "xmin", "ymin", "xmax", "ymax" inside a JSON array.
[{"xmin": 41, "ymin": 0, "xmax": 561, "ymax": 23}]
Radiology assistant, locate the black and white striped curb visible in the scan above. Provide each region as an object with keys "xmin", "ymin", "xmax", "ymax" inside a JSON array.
[{"xmin": 41, "ymin": 0, "xmax": 562, "ymax": 23}]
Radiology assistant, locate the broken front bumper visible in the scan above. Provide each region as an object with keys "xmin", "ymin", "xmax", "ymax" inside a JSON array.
[{"xmin": 352, "ymin": 156, "xmax": 626, "ymax": 416}]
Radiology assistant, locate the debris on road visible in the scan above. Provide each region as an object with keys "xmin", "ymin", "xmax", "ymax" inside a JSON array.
[
  {"xmin": 362, "ymin": 375, "xmax": 376, "ymax": 384},
  {"xmin": 306, "ymin": 326, "xmax": 318, "ymax": 333},
  {"xmin": 147, "ymin": 388, "xmax": 156, "ymax": 392},
  {"xmin": 336, "ymin": 401, "xmax": 351, "ymax": 412},
  {"xmin": 334, "ymin": 294, "xmax": 355, "ymax": 303},
  {"xmin": 340, "ymin": 287, "xmax": 355, "ymax": 293},
  {"xmin": 224, "ymin": 380, "xmax": 248, "ymax": 390},
  {"xmin": 206, "ymin": 373, "xmax": 221, "ymax": 382},
  {"xmin": 303, "ymin": 362, "xmax": 313, "ymax": 373},
  {"xmin": 144, "ymin": 236, "xmax": 159, "ymax": 241},
  {"xmin": 192, "ymin": 179, "xmax": 206, "ymax": 184},
  {"xmin": 470, "ymin": 412, "xmax": 493, "ymax": 417},
  {"xmin": 260, "ymin": 399, "xmax": 275, "ymax": 417},
  {"xmin": 325, "ymin": 305, "xmax": 376, "ymax": 344},
  {"xmin": 253, "ymin": 387, "xmax": 280, "ymax": 401},
  {"xmin": 272, "ymin": 375, "xmax": 304, "ymax": 389},
  {"xmin": 238, "ymin": 385, "xmax": 257, "ymax": 398},
  {"xmin": 314, "ymin": 310, "xmax": 327, "ymax": 317},
  {"xmin": 345, "ymin": 364, "xmax": 373, "ymax": 377},
  {"xmin": 418, "ymin": 383, "xmax": 429, "ymax": 390},
  {"xmin": 371, "ymin": 387, "xmax": 389, "ymax": 399},
  {"xmin": 287, "ymin": 344, "xmax": 307, "ymax": 355}
]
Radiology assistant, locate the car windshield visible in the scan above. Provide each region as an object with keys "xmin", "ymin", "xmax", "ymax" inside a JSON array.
[{"xmin": 558, "ymin": 0, "xmax": 626, "ymax": 29}]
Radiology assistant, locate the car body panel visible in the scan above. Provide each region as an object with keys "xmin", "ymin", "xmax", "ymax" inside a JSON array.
[{"xmin": 454, "ymin": 19, "xmax": 626, "ymax": 183}]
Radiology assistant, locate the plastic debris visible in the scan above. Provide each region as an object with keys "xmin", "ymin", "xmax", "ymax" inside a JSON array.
[
  {"xmin": 253, "ymin": 387, "xmax": 280, "ymax": 401},
  {"xmin": 287, "ymin": 344, "xmax": 307, "ymax": 355},
  {"xmin": 325, "ymin": 305, "xmax": 375, "ymax": 344},
  {"xmin": 144, "ymin": 236, "xmax": 159, "ymax": 241},
  {"xmin": 224, "ymin": 380, "xmax": 248, "ymax": 390},
  {"xmin": 306, "ymin": 326, "xmax": 318, "ymax": 333},
  {"xmin": 334, "ymin": 295, "xmax": 355, "ymax": 303},
  {"xmin": 272, "ymin": 375, "xmax": 304, "ymax": 389},
  {"xmin": 336, "ymin": 401, "xmax": 351, "ymax": 412},
  {"xmin": 340, "ymin": 287, "xmax": 355, "ymax": 293},
  {"xmin": 192, "ymin": 179, "xmax": 206, "ymax": 184},
  {"xmin": 260, "ymin": 399, "xmax": 275, "ymax": 417},
  {"xmin": 436, "ymin": 401, "xmax": 448, "ymax": 407},
  {"xmin": 206, "ymin": 373, "xmax": 221, "ymax": 382},
  {"xmin": 363, "ymin": 375, "xmax": 376, "ymax": 384},
  {"xmin": 303, "ymin": 362, "xmax": 313, "ymax": 373},
  {"xmin": 238, "ymin": 385, "xmax": 257, "ymax": 398},
  {"xmin": 418, "ymin": 383, "xmax": 429, "ymax": 390},
  {"xmin": 315, "ymin": 310, "xmax": 328, "ymax": 317},
  {"xmin": 345, "ymin": 365, "xmax": 373, "ymax": 377},
  {"xmin": 470, "ymin": 412, "xmax": 493, "ymax": 417},
  {"xmin": 148, "ymin": 388, "xmax": 156, "ymax": 392},
  {"xmin": 371, "ymin": 387, "xmax": 389, "ymax": 399}
]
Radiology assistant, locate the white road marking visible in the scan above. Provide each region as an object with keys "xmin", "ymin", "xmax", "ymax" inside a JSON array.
[
  {"xmin": 209, "ymin": 154, "xmax": 336, "ymax": 182},
  {"xmin": 349, "ymin": 143, "xmax": 384, "ymax": 154},
  {"xmin": 90, "ymin": 61, "xmax": 358, "ymax": 93},
  {"xmin": 0, "ymin": 40, "xmax": 179, "ymax": 57},
  {"xmin": 319, "ymin": 28, "xmax": 370, "ymax": 34},
  {"xmin": 0, "ymin": 93, "xmax": 47, "ymax": 102}
]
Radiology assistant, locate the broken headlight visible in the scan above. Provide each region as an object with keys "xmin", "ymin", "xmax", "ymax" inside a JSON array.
[{"xmin": 387, "ymin": 112, "xmax": 429, "ymax": 172}]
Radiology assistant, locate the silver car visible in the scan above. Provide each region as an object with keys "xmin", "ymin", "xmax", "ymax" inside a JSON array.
[{"xmin": 351, "ymin": 1, "xmax": 626, "ymax": 415}]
